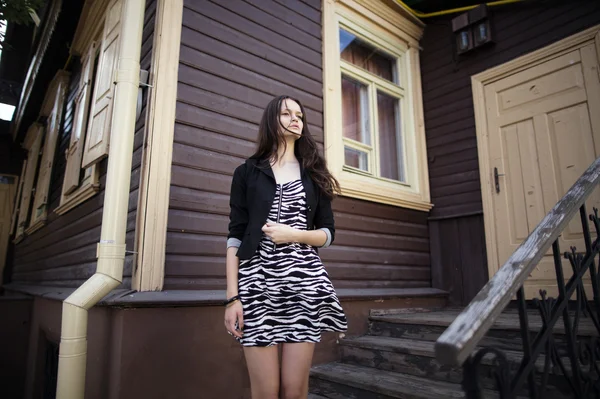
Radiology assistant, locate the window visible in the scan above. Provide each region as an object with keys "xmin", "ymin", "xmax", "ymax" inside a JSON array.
[
  {"xmin": 323, "ymin": 0, "xmax": 431, "ymax": 211},
  {"xmin": 55, "ymin": 0, "xmax": 123, "ymax": 215},
  {"xmin": 11, "ymin": 0, "xmax": 124, "ymax": 241},
  {"xmin": 11, "ymin": 70, "xmax": 70, "ymax": 241}
]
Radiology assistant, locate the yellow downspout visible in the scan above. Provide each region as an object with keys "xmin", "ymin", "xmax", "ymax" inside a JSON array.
[
  {"xmin": 55, "ymin": 0, "xmax": 145, "ymax": 398},
  {"xmin": 394, "ymin": 0, "xmax": 525, "ymax": 18}
]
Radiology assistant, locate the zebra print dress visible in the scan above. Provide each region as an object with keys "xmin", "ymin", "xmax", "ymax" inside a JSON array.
[{"xmin": 237, "ymin": 179, "xmax": 347, "ymax": 347}]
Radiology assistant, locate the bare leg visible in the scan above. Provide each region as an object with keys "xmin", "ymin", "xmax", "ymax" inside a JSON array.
[
  {"xmin": 280, "ymin": 342, "xmax": 315, "ymax": 399},
  {"xmin": 243, "ymin": 346, "xmax": 280, "ymax": 399}
]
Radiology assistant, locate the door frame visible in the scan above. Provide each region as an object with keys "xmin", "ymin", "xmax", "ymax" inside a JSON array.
[{"xmin": 472, "ymin": 25, "xmax": 600, "ymax": 279}]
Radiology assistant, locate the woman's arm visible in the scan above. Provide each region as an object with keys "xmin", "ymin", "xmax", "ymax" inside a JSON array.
[
  {"xmin": 224, "ymin": 164, "xmax": 247, "ymax": 338},
  {"xmin": 225, "ymin": 246, "xmax": 240, "ymax": 298},
  {"xmin": 262, "ymin": 223, "xmax": 327, "ymax": 247},
  {"xmin": 224, "ymin": 247, "xmax": 244, "ymax": 338},
  {"xmin": 262, "ymin": 188, "xmax": 335, "ymax": 247}
]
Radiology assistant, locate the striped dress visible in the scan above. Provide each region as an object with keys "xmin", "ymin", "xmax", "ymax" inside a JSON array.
[{"xmin": 237, "ymin": 179, "xmax": 347, "ymax": 347}]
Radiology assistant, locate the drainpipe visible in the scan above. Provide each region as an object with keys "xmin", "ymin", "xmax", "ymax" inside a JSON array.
[{"xmin": 55, "ymin": 0, "xmax": 145, "ymax": 398}]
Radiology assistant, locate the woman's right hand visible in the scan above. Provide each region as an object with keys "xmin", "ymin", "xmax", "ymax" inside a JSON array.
[{"xmin": 224, "ymin": 300, "xmax": 244, "ymax": 339}]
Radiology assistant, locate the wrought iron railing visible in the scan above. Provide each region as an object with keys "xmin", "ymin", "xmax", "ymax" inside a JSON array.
[{"xmin": 435, "ymin": 157, "xmax": 600, "ymax": 398}]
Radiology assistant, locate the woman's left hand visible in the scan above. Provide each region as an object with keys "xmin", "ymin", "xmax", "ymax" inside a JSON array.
[{"xmin": 262, "ymin": 222, "xmax": 298, "ymax": 244}]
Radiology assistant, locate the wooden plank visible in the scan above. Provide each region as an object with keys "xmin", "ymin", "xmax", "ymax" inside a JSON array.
[
  {"xmin": 428, "ymin": 148, "xmax": 479, "ymax": 169},
  {"xmin": 174, "ymin": 124, "xmax": 256, "ymax": 160},
  {"xmin": 171, "ymin": 143, "xmax": 246, "ymax": 176},
  {"xmin": 298, "ymin": 0, "xmax": 320, "ymax": 12},
  {"xmin": 176, "ymin": 64, "xmax": 324, "ymax": 129},
  {"xmin": 169, "ymin": 186, "xmax": 230, "ymax": 215},
  {"xmin": 335, "ymin": 213, "xmax": 429, "ymax": 237},
  {"xmin": 162, "ymin": 277, "xmax": 226, "ymax": 290},
  {"xmin": 424, "ymin": 107, "xmax": 474, "ymax": 131},
  {"xmin": 430, "ymin": 203, "xmax": 483, "ymax": 220},
  {"xmin": 325, "ymin": 263, "xmax": 430, "ymax": 281},
  {"xmin": 178, "ymin": 46, "xmax": 324, "ymax": 113},
  {"xmin": 164, "ymin": 254, "xmax": 227, "ymax": 277},
  {"xmin": 199, "ymin": 0, "xmax": 322, "ymax": 52},
  {"xmin": 427, "ymin": 138, "xmax": 478, "ymax": 159},
  {"xmin": 435, "ymin": 157, "xmax": 600, "ymax": 366},
  {"xmin": 429, "ymin": 220, "xmax": 444, "ymax": 292},
  {"xmin": 170, "ymin": 165, "xmax": 232, "ymax": 195},
  {"xmin": 177, "ymin": 82, "xmax": 263, "ymax": 125},
  {"xmin": 181, "ymin": 9, "xmax": 322, "ymax": 81},
  {"xmin": 426, "ymin": 128, "xmax": 475, "ymax": 150},
  {"xmin": 180, "ymin": 26, "xmax": 323, "ymax": 97},
  {"xmin": 333, "ymin": 196, "xmax": 428, "ymax": 225},
  {"xmin": 175, "ymin": 101, "xmax": 258, "ymax": 142},
  {"xmin": 320, "ymin": 245, "xmax": 430, "ymax": 266},
  {"xmin": 428, "ymin": 160, "xmax": 480, "ymax": 179},
  {"xmin": 243, "ymin": 0, "xmax": 321, "ymax": 37},
  {"xmin": 333, "ymin": 280, "xmax": 428, "ymax": 289},
  {"xmin": 311, "ymin": 362, "xmax": 466, "ymax": 399},
  {"xmin": 429, "ymin": 170, "xmax": 480, "ymax": 189},
  {"xmin": 425, "ymin": 117, "xmax": 475, "ymax": 139},
  {"xmin": 167, "ymin": 209, "xmax": 229, "ymax": 235},
  {"xmin": 334, "ymin": 230, "xmax": 430, "ymax": 252},
  {"xmin": 15, "ymin": 189, "xmax": 106, "ymax": 251},
  {"xmin": 270, "ymin": 0, "xmax": 321, "ymax": 24},
  {"xmin": 430, "ymin": 191, "xmax": 482, "ymax": 208},
  {"xmin": 430, "ymin": 180, "xmax": 481, "ymax": 199},
  {"xmin": 13, "ymin": 231, "xmax": 137, "ymax": 274},
  {"xmin": 458, "ymin": 216, "xmax": 488, "ymax": 303},
  {"xmin": 184, "ymin": 0, "xmax": 321, "ymax": 66}
]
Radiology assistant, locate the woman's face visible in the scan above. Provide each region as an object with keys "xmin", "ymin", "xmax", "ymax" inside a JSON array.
[{"xmin": 279, "ymin": 99, "xmax": 303, "ymax": 139}]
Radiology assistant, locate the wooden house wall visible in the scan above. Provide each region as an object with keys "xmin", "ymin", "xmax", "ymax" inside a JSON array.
[
  {"xmin": 421, "ymin": 0, "xmax": 600, "ymax": 304},
  {"xmin": 166, "ymin": 0, "xmax": 431, "ymax": 291},
  {"xmin": 10, "ymin": 0, "xmax": 157, "ymax": 288}
]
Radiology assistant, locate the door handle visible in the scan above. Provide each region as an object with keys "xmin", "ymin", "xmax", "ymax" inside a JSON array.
[{"xmin": 494, "ymin": 167, "xmax": 505, "ymax": 194}]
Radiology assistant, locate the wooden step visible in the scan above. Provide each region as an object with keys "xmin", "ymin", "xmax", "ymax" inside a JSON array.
[
  {"xmin": 308, "ymin": 393, "xmax": 329, "ymax": 399},
  {"xmin": 339, "ymin": 335, "xmax": 573, "ymax": 395},
  {"xmin": 310, "ymin": 362, "xmax": 470, "ymax": 399},
  {"xmin": 370, "ymin": 310, "xmax": 598, "ymax": 335},
  {"xmin": 369, "ymin": 309, "xmax": 597, "ymax": 351}
]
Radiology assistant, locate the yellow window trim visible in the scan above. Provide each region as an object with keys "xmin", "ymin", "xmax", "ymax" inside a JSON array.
[
  {"xmin": 58, "ymin": 36, "xmax": 102, "ymax": 214},
  {"xmin": 24, "ymin": 71, "xmax": 70, "ymax": 236},
  {"xmin": 55, "ymin": 170, "xmax": 101, "ymax": 216},
  {"xmin": 323, "ymin": 0, "xmax": 431, "ymax": 211}
]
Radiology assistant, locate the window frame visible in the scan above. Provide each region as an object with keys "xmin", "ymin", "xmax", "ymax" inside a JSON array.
[{"xmin": 323, "ymin": 0, "xmax": 431, "ymax": 211}]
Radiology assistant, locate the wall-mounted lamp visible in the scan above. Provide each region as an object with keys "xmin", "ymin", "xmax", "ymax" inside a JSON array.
[{"xmin": 452, "ymin": 5, "xmax": 492, "ymax": 55}]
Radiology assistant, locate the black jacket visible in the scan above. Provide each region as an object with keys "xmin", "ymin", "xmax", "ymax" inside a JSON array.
[{"xmin": 228, "ymin": 157, "xmax": 335, "ymax": 260}]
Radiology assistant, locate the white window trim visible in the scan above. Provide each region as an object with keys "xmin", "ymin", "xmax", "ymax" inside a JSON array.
[{"xmin": 323, "ymin": 0, "xmax": 432, "ymax": 211}]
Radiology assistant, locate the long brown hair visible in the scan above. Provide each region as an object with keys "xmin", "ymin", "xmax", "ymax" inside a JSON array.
[{"xmin": 251, "ymin": 95, "xmax": 340, "ymax": 199}]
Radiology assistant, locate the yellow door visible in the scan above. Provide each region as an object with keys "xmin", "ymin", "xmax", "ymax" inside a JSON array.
[
  {"xmin": 0, "ymin": 175, "xmax": 18, "ymax": 286},
  {"xmin": 484, "ymin": 42, "xmax": 600, "ymax": 298}
]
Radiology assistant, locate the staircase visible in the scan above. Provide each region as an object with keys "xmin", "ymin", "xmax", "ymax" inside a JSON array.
[{"xmin": 308, "ymin": 307, "xmax": 594, "ymax": 398}]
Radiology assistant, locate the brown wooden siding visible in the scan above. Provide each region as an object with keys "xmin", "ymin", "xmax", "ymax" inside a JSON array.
[
  {"xmin": 166, "ymin": 0, "xmax": 431, "ymax": 291},
  {"xmin": 421, "ymin": 0, "xmax": 600, "ymax": 303},
  {"xmin": 11, "ymin": 0, "xmax": 156, "ymax": 288}
]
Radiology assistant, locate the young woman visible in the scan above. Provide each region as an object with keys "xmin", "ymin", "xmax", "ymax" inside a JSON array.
[{"xmin": 224, "ymin": 95, "xmax": 347, "ymax": 399}]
